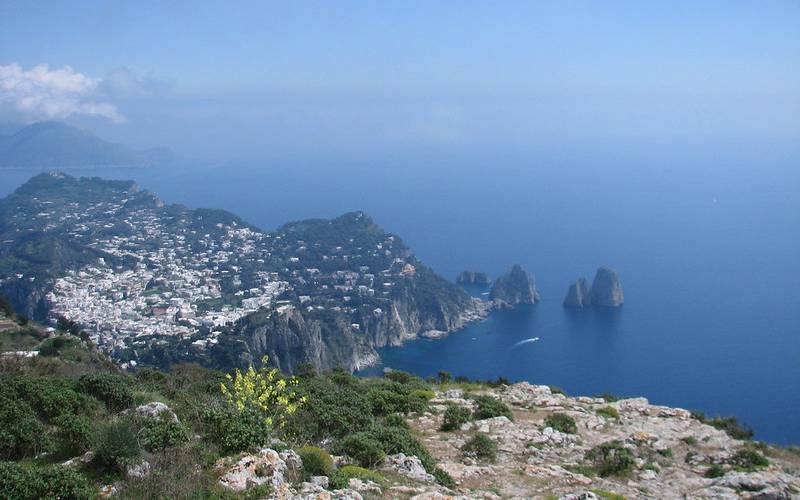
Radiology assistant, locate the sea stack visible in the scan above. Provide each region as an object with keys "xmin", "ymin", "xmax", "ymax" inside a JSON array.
[
  {"xmin": 456, "ymin": 271, "xmax": 491, "ymax": 285},
  {"xmin": 563, "ymin": 277, "xmax": 591, "ymax": 308},
  {"xmin": 489, "ymin": 265, "xmax": 540, "ymax": 307},
  {"xmin": 589, "ymin": 266, "xmax": 624, "ymax": 307}
]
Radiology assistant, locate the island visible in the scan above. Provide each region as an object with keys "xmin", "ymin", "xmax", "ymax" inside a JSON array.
[
  {"xmin": 489, "ymin": 264, "xmax": 540, "ymax": 307},
  {"xmin": 563, "ymin": 266, "xmax": 624, "ymax": 308},
  {"xmin": 0, "ymin": 172, "xmax": 488, "ymax": 373}
]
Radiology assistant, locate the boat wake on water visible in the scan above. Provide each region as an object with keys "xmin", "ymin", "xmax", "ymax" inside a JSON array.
[{"xmin": 512, "ymin": 337, "xmax": 540, "ymax": 348}]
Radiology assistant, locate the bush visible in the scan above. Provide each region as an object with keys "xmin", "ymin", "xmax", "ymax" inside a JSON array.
[
  {"xmin": 544, "ymin": 413, "xmax": 577, "ymax": 434},
  {"xmin": 432, "ymin": 466, "xmax": 456, "ymax": 488},
  {"xmin": 472, "ymin": 395, "xmax": 514, "ymax": 421},
  {"xmin": 384, "ymin": 413, "xmax": 409, "ymax": 429},
  {"xmin": 440, "ymin": 404, "xmax": 472, "ymax": 431},
  {"xmin": 365, "ymin": 423, "xmax": 435, "ymax": 471},
  {"xmin": 203, "ymin": 404, "xmax": 271, "ymax": 454},
  {"xmin": 462, "ymin": 433, "xmax": 497, "ymax": 461},
  {"xmin": 328, "ymin": 465, "xmax": 385, "ymax": 489},
  {"xmin": 334, "ymin": 433, "xmax": 386, "ymax": 467},
  {"xmin": 0, "ymin": 461, "xmax": 93, "ymax": 500},
  {"xmin": 437, "ymin": 370, "xmax": 452, "ymax": 384},
  {"xmin": 77, "ymin": 373, "xmax": 134, "ymax": 412},
  {"xmin": 0, "ymin": 396, "xmax": 49, "ymax": 459},
  {"xmin": 705, "ymin": 464, "xmax": 726, "ymax": 478},
  {"xmin": 93, "ymin": 419, "xmax": 140, "ymax": 470},
  {"xmin": 585, "ymin": 440, "xmax": 635, "ymax": 477},
  {"xmin": 691, "ymin": 412, "xmax": 753, "ymax": 440},
  {"xmin": 728, "ymin": 448, "xmax": 769, "ymax": 471},
  {"xmin": 52, "ymin": 414, "xmax": 93, "ymax": 457},
  {"xmin": 596, "ymin": 406, "xmax": 620, "ymax": 420},
  {"xmin": 38, "ymin": 336, "xmax": 77, "ymax": 357},
  {"xmin": 297, "ymin": 446, "xmax": 333, "ymax": 478},
  {"xmin": 286, "ymin": 376, "xmax": 373, "ymax": 441},
  {"xmin": 139, "ymin": 418, "xmax": 190, "ymax": 451}
]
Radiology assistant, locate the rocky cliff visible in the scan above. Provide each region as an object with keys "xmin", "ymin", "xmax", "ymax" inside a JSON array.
[
  {"xmin": 489, "ymin": 265, "xmax": 540, "ymax": 307},
  {"xmin": 456, "ymin": 271, "xmax": 491, "ymax": 286},
  {"xmin": 563, "ymin": 277, "xmax": 592, "ymax": 308},
  {"xmin": 589, "ymin": 266, "xmax": 624, "ymax": 307}
]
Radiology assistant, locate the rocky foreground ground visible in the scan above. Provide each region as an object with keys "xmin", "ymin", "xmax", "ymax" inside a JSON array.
[{"xmin": 219, "ymin": 383, "xmax": 799, "ymax": 499}]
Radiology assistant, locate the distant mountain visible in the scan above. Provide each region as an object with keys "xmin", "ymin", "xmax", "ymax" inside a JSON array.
[{"xmin": 0, "ymin": 121, "xmax": 173, "ymax": 168}]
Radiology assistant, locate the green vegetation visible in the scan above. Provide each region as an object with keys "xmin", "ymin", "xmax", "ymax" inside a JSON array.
[
  {"xmin": 596, "ymin": 406, "xmax": 620, "ymax": 420},
  {"xmin": 691, "ymin": 411, "xmax": 754, "ymax": 440},
  {"xmin": 462, "ymin": 433, "xmax": 498, "ymax": 461},
  {"xmin": 705, "ymin": 464, "xmax": 726, "ymax": 478},
  {"xmin": 297, "ymin": 446, "xmax": 334, "ymax": 478},
  {"xmin": 544, "ymin": 413, "xmax": 578, "ymax": 434},
  {"xmin": 728, "ymin": 448, "xmax": 769, "ymax": 471},
  {"xmin": 590, "ymin": 488, "xmax": 628, "ymax": 500},
  {"xmin": 440, "ymin": 404, "xmax": 473, "ymax": 431},
  {"xmin": 585, "ymin": 440, "xmax": 636, "ymax": 477},
  {"xmin": 0, "ymin": 462, "xmax": 93, "ymax": 500},
  {"xmin": 471, "ymin": 394, "xmax": 514, "ymax": 421},
  {"xmin": 92, "ymin": 418, "xmax": 141, "ymax": 471},
  {"xmin": 681, "ymin": 436, "xmax": 698, "ymax": 446},
  {"xmin": 329, "ymin": 465, "xmax": 385, "ymax": 489}
]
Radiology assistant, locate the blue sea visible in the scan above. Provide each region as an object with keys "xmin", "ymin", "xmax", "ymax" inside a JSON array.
[{"xmin": 2, "ymin": 147, "xmax": 799, "ymax": 444}]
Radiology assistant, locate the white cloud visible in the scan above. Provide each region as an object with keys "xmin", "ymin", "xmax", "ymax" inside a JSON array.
[{"xmin": 0, "ymin": 63, "xmax": 125, "ymax": 123}]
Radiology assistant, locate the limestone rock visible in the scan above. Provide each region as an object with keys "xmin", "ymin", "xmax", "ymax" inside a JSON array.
[
  {"xmin": 121, "ymin": 401, "xmax": 179, "ymax": 423},
  {"xmin": 563, "ymin": 277, "xmax": 591, "ymax": 308},
  {"xmin": 589, "ymin": 266, "xmax": 624, "ymax": 307},
  {"xmin": 217, "ymin": 448, "xmax": 289, "ymax": 492},
  {"xmin": 456, "ymin": 271, "xmax": 491, "ymax": 285},
  {"xmin": 489, "ymin": 265, "xmax": 540, "ymax": 306},
  {"xmin": 382, "ymin": 453, "xmax": 435, "ymax": 482}
]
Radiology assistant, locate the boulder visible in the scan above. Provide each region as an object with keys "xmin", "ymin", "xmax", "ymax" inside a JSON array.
[
  {"xmin": 217, "ymin": 448, "xmax": 290, "ymax": 492},
  {"xmin": 121, "ymin": 401, "xmax": 179, "ymax": 423},
  {"xmin": 589, "ymin": 266, "xmax": 624, "ymax": 307},
  {"xmin": 382, "ymin": 453, "xmax": 435, "ymax": 482}
]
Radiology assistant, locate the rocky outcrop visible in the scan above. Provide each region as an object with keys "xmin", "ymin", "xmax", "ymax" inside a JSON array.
[
  {"xmin": 489, "ymin": 265, "xmax": 540, "ymax": 307},
  {"xmin": 589, "ymin": 266, "xmax": 624, "ymax": 307},
  {"xmin": 403, "ymin": 383, "xmax": 800, "ymax": 499},
  {"xmin": 121, "ymin": 401, "xmax": 179, "ymax": 423},
  {"xmin": 455, "ymin": 271, "xmax": 490, "ymax": 286},
  {"xmin": 563, "ymin": 277, "xmax": 591, "ymax": 308}
]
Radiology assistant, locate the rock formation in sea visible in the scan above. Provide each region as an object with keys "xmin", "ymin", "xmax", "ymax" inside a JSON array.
[
  {"xmin": 563, "ymin": 276, "xmax": 591, "ymax": 308},
  {"xmin": 455, "ymin": 270, "xmax": 491, "ymax": 285},
  {"xmin": 489, "ymin": 264, "xmax": 540, "ymax": 307},
  {"xmin": 589, "ymin": 265, "xmax": 624, "ymax": 307}
]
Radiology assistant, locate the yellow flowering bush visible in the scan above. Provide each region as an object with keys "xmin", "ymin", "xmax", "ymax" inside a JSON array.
[{"xmin": 220, "ymin": 356, "xmax": 306, "ymax": 428}]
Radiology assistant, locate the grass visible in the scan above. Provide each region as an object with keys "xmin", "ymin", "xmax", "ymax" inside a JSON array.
[
  {"xmin": 596, "ymin": 406, "xmax": 620, "ymax": 420},
  {"xmin": 590, "ymin": 488, "xmax": 627, "ymax": 500}
]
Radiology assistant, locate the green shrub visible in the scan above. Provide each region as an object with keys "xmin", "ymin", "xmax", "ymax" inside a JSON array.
[
  {"xmin": 462, "ymin": 433, "xmax": 497, "ymax": 461},
  {"xmin": 384, "ymin": 370, "xmax": 414, "ymax": 384},
  {"xmin": 38, "ymin": 336, "xmax": 78, "ymax": 357},
  {"xmin": 585, "ymin": 440, "xmax": 635, "ymax": 477},
  {"xmin": 2, "ymin": 376, "xmax": 86, "ymax": 421},
  {"xmin": 0, "ymin": 461, "xmax": 93, "ymax": 500},
  {"xmin": 705, "ymin": 464, "xmax": 726, "ymax": 478},
  {"xmin": 432, "ymin": 466, "xmax": 456, "ymax": 488},
  {"xmin": 544, "ymin": 413, "xmax": 577, "ymax": 434},
  {"xmin": 384, "ymin": 413, "xmax": 409, "ymax": 429},
  {"xmin": 728, "ymin": 448, "xmax": 769, "ymax": 471},
  {"xmin": 203, "ymin": 404, "xmax": 271, "ymax": 454},
  {"xmin": 286, "ymin": 377, "xmax": 373, "ymax": 441},
  {"xmin": 596, "ymin": 393, "xmax": 620, "ymax": 402},
  {"xmin": 691, "ymin": 412, "xmax": 753, "ymax": 440},
  {"xmin": 440, "ymin": 404, "xmax": 472, "ymax": 431},
  {"xmin": 364, "ymin": 423, "xmax": 435, "ymax": 471},
  {"xmin": 139, "ymin": 418, "xmax": 190, "ymax": 451},
  {"xmin": 681, "ymin": 436, "xmax": 698, "ymax": 446},
  {"xmin": 471, "ymin": 395, "xmax": 514, "ymax": 421},
  {"xmin": 52, "ymin": 414, "xmax": 93, "ymax": 457},
  {"xmin": 328, "ymin": 465, "xmax": 385, "ymax": 489},
  {"xmin": 437, "ymin": 371, "xmax": 452, "ymax": 384},
  {"xmin": 596, "ymin": 406, "xmax": 620, "ymax": 420},
  {"xmin": 77, "ymin": 373, "xmax": 134, "ymax": 412},
  {"xmin": 334, "ymin": 433, "xmax": 386, "ymax": 467},
  {"xmin": 410, "ymin": 389, "xmax": 435, "ymax": 400},
  {"xmin": 93, "ymin": 419, "xmax": 140, "ymax": 470},
  {"xmin": 297, "ymin": 446, "xmax": 333, "ymax": 478},
  {"xmin": 0, "ymin": 396, "xmax": 49, "ymax": 459}
]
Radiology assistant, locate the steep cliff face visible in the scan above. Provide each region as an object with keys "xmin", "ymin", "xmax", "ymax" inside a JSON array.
[
  {"xmin": 589, "ymin": 266, "xmax": 624, "ymax": 307},
  {"xmin": 455, "ymin": 271, "xmax": 490, "ymax": 285},
  {"xmin": 563, "ymin": 277, "xmax": 591, "ymax": 308},
  {"xmin": 489, "ymin": 265, "xmax": 540, "ymax": 307},
  {"xmin": 228, "ymin": 266, "xmax": 484, "ymax": 373}
]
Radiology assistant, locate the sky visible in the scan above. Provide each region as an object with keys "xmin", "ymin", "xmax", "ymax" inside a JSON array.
[{"xmin": 1, "ymin": 1, "xmax": 799, "ymax": 161}]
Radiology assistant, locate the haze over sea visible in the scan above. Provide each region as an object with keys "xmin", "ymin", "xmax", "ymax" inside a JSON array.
[{"xmin": 2, "ymin": 145, "xmax": 798, "ymax": 444}]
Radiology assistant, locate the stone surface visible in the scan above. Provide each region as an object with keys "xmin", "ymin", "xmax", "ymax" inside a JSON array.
[
  {"xmin": 563, "ymin": 277, "xmax": 591, "ymax": 308},
  {"xmin": 121, "ymin": 401, "xmax": 180, "ymax": 423},
  {"xmin": 382, "ymin": 453, "xmax": 435, "ymax": 482},
  {"xmin": 589, "ymin": 266, "xmax": 624, "ymax": 307},
  {"xmin": 489, "ymin": 265, "xmax": 540, "ymax": 306},
  {"xmin": 217, "ymin": 448, "xmax": 290, "ymax": 492}
]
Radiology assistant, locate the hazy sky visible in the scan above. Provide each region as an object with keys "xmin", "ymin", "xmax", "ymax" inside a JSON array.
[{"xmin": 1, "ymin": 1, "xmax": 798, "ymax": 160}]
